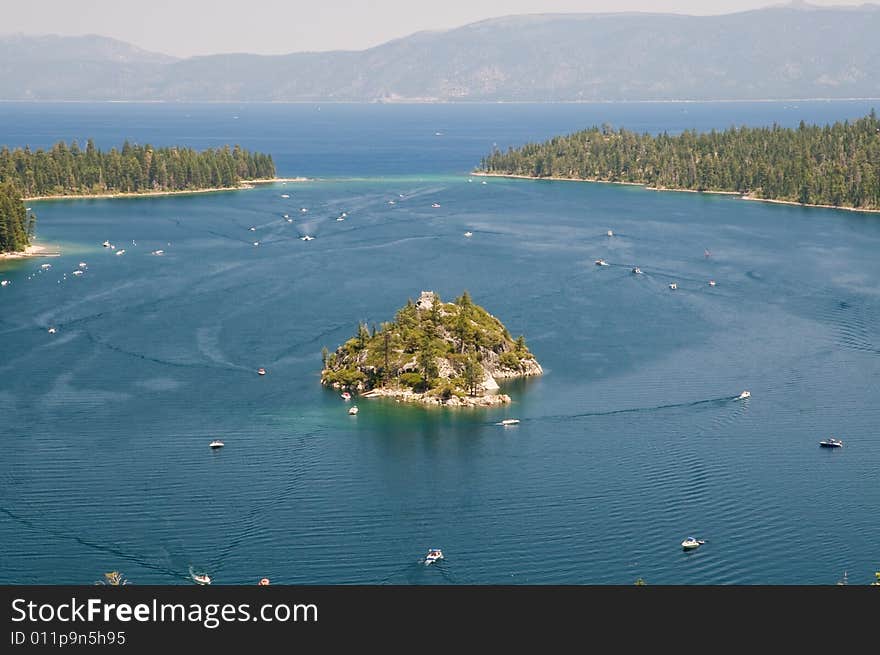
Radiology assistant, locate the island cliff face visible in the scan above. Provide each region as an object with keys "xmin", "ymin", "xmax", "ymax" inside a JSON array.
[{"xmin": 321, "ymin": 291, "xmax": 542, "ymax": 406}]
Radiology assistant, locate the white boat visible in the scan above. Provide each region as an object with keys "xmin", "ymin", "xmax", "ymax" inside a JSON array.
[
  {"xmin": 249, "ymin": 226, "xmax": 256, "ymax": 231},
  {"xmin": 607, "ymin": 230, "xmax": 614, "ymax": 237},
  {"xmin": 819, "ymin": 437, "xmax": 843, "ymax": 448},
  {"xmin": 388, "ymin": 200, "xmax": 396, "ymax": 205},
  {"xmin": 300, "ymin": 208, "xmax": 308, "ymax": 213},
  {"xmin": 499, "ymin": 419, "xmax": 520, "ymax": 426},
  {"xmin": 281, "ymin": 194, "xmax": 290, "ymax": 199},
  {"xmin": 681, "ymin": 537, "xmax": 705, "ymax": 551},
  {"xmin": 283, "ymin": 213, "xmax": 289, "ymax": 219},
  {"xmin": 102, "ymin": 240, "xmax": 111, "ymax": 248},
  {"xmin": 632, "ymin": 267, "xmax": 642, "ymax": 275},
  {"xmin": 708, "ymin": 280, "xmax": 717, "ymax": 287},
  {"xmin": 0, "ymin": 280, "xmax": 9, "ymax": 287},
  {"xmin": 190, "ymin": 571, "xmax": 212, "ymax": 585},
  {"xmin": 340, "ymin": 212, "xmax": 347, "ymax": 218},
  {"xmin": 115, "ymin": 249, "xmax": 126, "ymax": 256},
  {"xmin": 286, "ymin": 217, "xmax": 293, "ymax": 223},
  {"xmin": 72, "ymin": 270, "xmax": 83, "ymax": 276},
  {"xmin": 257, "ymin": 368, "xmax": 267, "ymax": 376},
  {"xmin": 151, "ymin": 250, "xmax": 164, "ymax": 256},
  {"xmin": 341, "ymin": 391, "xmax": 352, "ymax": 400},
  {"xmin": 348, "ymin": 406, "xmax": 359, "ymax": 415},
  {"xmin": 481, "ymin": 180, "xmax": 487, "ymax": 185},
  {"xmin": 78, "ymin": 262, "xmax": 88, "ymax": 268},
  {"xmin": 464, "ymin": 231, "xmax": 473, "ymax": 238},
  {"xmin": 595, "ymin": 259, "xmax": 608, "ymax": 266},
  {"xmin": 737, "ymin": 390, "xmax": 750, "ymax": 400},
  {"xmin": 424, "ymin": 548, "xmax": 444, "ymax": 565},
  {"xmin": 431, "ymin": 203, "xmax": 441, "ymax": 208},
  {"xmin": 209, "ymin": 440, "xmax": 224, "ymax": 449},
  {"xmin": 300, "ymin": 235, "xmax": 315, "ymax": 241},
  {"xmin": 48, "ymin": 327, "xmax": 57, "ymax": 334},
  {"xmin": 336, "ymin": 216, "xmax": 345, "ymax": 221},
  {"xmin": 668, "ymin": 282, "xmax": 677, "ymax": 290},
  {"xmin": 41, "ymin": 263, "xmax": 52, "ymax": 269},
  {"xmin": 253, "ymin": 241, "xmax": 260, "ymax": 246}
]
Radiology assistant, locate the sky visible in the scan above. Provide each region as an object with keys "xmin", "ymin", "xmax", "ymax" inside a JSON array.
[{"xmin": 1, "ymin": 0, "xmax": 860, "ymax": 58}]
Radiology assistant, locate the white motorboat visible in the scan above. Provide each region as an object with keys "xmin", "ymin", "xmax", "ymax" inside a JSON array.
[
  {"xmin": 431, "ymin": 203, "xmax": 441, "ymax": 208},
  {"xmin": 668, "ymin": 282, "xmax": 677, "ymax": 290},
  {"xmin": 340, "ymin": 212, "xmax": 347, "ymax": 218},
  {"xmin": 151, "ymin": 250, "xmax": 164, "ymax": 256},
  {"xmin": 388, "ymin": 200, "xmax": 396, "ymax": 205},
  {"xmin": 300, "ymin": 235, "xmax": 315, "ymax": 241},
  {"xmin": 48, "ymin": 327, "xmax": 57, "ymax": 334},
  {"xmin": 424, "ymin": 548, "xmax": 444, "ymax": 565},
  {"xmin": 632, "ymin": 267, "xmax": 642, "ymax": 275},
  {"xmin": 595, "ymin": 259, "xmax": 608, "ymax": 266},
  {"xmin": 337, "ymin": 216, "xmax": 345, "ymax": 221},
  {"xmin": 481, "ymin": 180, "xmax": 487, "ymax": 185},
  {"xmin": 819, "ymin": 437, "xmax": 843, "ymax": 448},
  {"xmin": 72, "ymin": 270, "xmax": 83, "ymax": 276},
  {"xmin": 249, "ymin": 226, "xmax": 256, "ymax": 232},
  {"xmin": 0, "ymin": 280, "xmax": 9, "ymax": 287},
  {"xmin": 464, "ymin": 231, "xmax": 473, "ymax": 237},
  {"xmin": 281, "ymin": 194, "xmax": 290, "ymax": 198},
  {"xmin": 499, "ymin": 419, "xmax": 520, "ymax": 426},
  {"xmin": 257, "ymin": 368, "xmax": 267, "ymax": 376},
  {"xmin": 190, "ymin": 571, "xmax": 212, "ymax": 585},
  {"xmin": 341, "ymin": 392, "xmax": 352, "ymax": 400},
  {"xmin": 253, "ymin": 241, "xmax": 260, "ymax": 246},
  {"xmin": 41, "ymin": 263, "xmax": 52, "ymax": 269},
  {"xmin": 102, "ymin": 240, "xmax": 111, "ymax": 248},
  {"xmin": 283, "ymin": 213, "xmax": 289, "ymax": 219},
  {"xmin": 348, "ymin": 406, "xmax": 359, "ymax": 415},
  {"xmin": 209, "ymin": 440, "xmax": 224, "ymax": 449},
  {"xmin": 681, "ymin": 537, "xmax": 705, "ymax": 551},
  {"xmin": 607, "ymin": 230, "xmax": 614, "ymax": 237},
  {"xmin": 115, "ymin": 249, "xmax": 126, "ymax": 256},
  {"xmin": 708, "ymin": 280, "xmax": 717, "ymax": 287},
  {"xmin": 300, "ymin": 208, "xmax": 308, "ymax": 213},
  {"xmin": 737, "ymin": 390, "xmax": 750, "ymax": 400},
  {"xmin": 78, "ymin": 262, "xmax": 88, "ymax": 268}
]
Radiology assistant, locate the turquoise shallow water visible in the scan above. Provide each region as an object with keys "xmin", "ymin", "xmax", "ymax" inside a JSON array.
[{"xmin": 1, "ymin": 102, "xmax": 878, "ymax": 584}]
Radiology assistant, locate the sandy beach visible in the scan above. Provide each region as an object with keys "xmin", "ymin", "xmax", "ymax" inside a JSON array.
[
  {"xmin": 23, "ymin": 177, "xmax": 310, "ymax": 202},
  {"xmin": 473, "ymin": 171, "xmax": 880, "ymax": 213},
  {"xmin": 0, "ymin": 243, "xmax": 62, "ymax": 260}
]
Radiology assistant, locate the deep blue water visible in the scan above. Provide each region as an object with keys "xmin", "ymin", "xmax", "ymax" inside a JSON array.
[{"xmin": 1, "ymin": 102, "xmax": 878, "ymax": 585}]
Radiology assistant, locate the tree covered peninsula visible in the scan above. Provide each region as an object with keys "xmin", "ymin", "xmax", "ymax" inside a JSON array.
[
  {"xmin": 321, "ymin": 291, "xmax": 543, "ymax": 406},
  {"xmin": 0, "ymin": 140, "xmax": 276, "ymax": 198},
  {"xmin": 479, "ymin": 111, "xmax": 880, "ymax": 211},
  {"xmin": 0, "ymin": 182, "xmax": 34, "ymax": 253}
]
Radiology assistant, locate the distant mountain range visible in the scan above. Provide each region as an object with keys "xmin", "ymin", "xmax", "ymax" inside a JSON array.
[{"xmin": 2, "ymin": 3, "xmax": 880, "ymax": 102}]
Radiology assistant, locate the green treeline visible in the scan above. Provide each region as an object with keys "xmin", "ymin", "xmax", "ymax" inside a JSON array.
[
  {"xmin": 0, "ymin": 140, "xmax": 276, "ymax": 197},
  {"xmin": 480, "ymin": 111, "xmax": 880, "ymax": 210},
  {"xmin": 0, "ymin": 182, "xmax": 34, "ymax": 252}
]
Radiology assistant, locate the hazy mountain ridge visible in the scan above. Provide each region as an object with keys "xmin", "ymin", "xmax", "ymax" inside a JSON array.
[{"xmin": 3, "ymin": 4, "xmax": 880, "ymax": 101}]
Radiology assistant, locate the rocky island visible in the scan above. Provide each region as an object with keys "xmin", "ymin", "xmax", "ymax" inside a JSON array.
[{"xmin": 321, "ymin": 291, "xmax": 543, "ymax": 407}]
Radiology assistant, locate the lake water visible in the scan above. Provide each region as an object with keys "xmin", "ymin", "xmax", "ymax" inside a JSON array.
[{"xmin": 1, "ymin": 101, "xmax": 878, "ymax": 585}]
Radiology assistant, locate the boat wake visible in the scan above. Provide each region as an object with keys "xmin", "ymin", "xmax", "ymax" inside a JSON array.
[
  {"xmin": 524, "ymin": 395, "xmax": 745, "ymax": 424},
  {"xmin": 0, "ymin": 506, "xmax": 181, "ymax": 582}
]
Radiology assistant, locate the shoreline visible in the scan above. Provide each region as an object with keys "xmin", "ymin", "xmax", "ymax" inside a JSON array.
[
  {"xmin": 472, "ymin": 171, "xmax": 880, "ymax": 214},
  {"xmin": 24, "ymin": 177, "xmax": 310, "ymax": 202},
  {"xmin": 0, "ymin": 243, "xmax": 62, "ymax": 261},
  {"xmin": 360, "ymin": 386, "xmax": 512, "ymax": 407}
]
